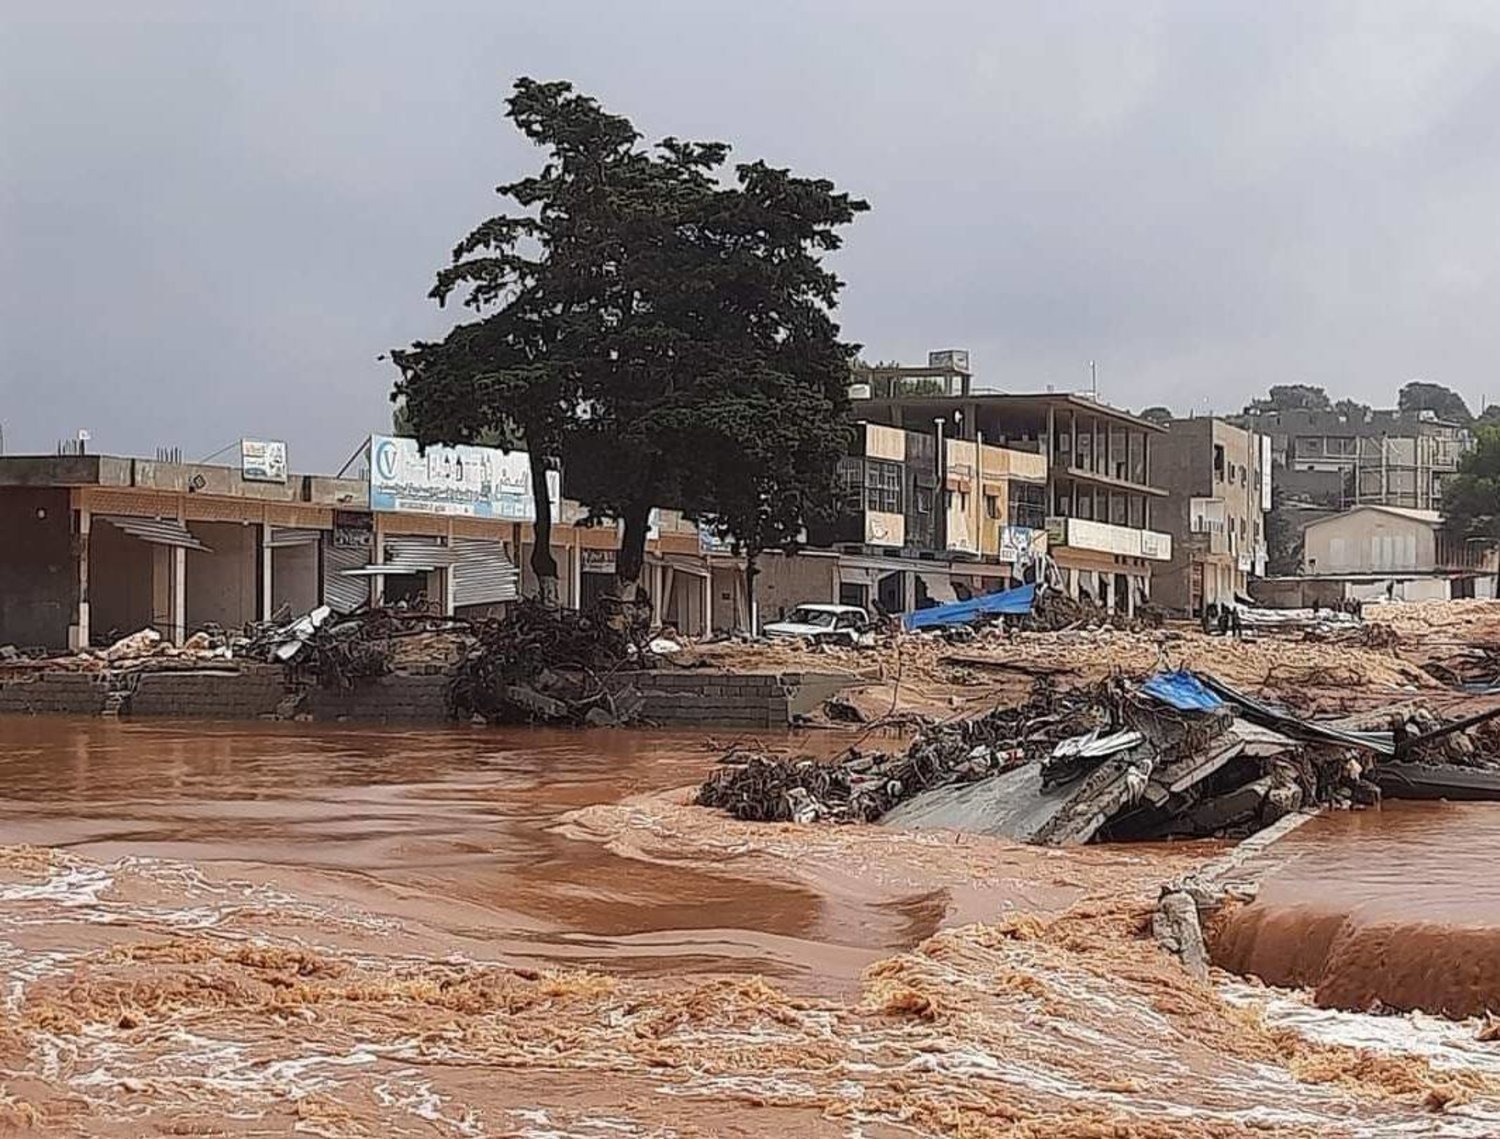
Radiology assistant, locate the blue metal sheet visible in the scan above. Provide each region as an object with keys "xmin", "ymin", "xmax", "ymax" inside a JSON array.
[
  {"xmin": 1141, "ymin": 670, "xmax": 1225, "ymax": 713},
  {"xmin": 904, "ymin": 583, "xmax": 1036, "ymax": 631}
]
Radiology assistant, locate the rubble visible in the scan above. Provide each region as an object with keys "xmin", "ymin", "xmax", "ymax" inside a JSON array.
[
  {"xmin": 449, "ymin": 599, "xmax": 647, "ymax": 725},
  {"xmin": 698, "ymin": 664, "xmax": 1500, "ymax": 844}
]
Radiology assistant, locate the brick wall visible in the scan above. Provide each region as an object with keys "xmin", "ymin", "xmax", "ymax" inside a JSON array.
[
  {"xmin": 306, "ymin": 673, "xmax": 452, "ymax": 722},
  {"xmin": 0, "ymin": 673, "xmax": 106, "ymax": 715},
  {"xmin": 129, "ymin": 669, "xmax": 286, "ymax": 718},
  {"xmin": 612, "ymin": 670, "xmax": 854, "ymax": 729}
]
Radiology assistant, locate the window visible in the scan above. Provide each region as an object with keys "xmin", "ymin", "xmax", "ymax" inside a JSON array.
[
  {"xmin": 1294, "ymin": 437, "xmax": 1322, "ymax": 459},
  {"xmin": 915, "ymin": 487, "xmax": 933, "ymax": 515},
  {"xmin": 837, "ymin": 459, "xmax": 863, "ymax": 510},
  {"xmin": 1214, "ymin": 444, "xmax": 1226, "ymax": 480},
  {"xmin": 984, "ymin": 493, "xmax": 1000, "ymax": 520},
  {"xmin": 1011, "ymin": 482, "xmax": 1047, "ymax": 529},
  {"xmin": 864, "ymin": 460, "xmax": 902, "ymax": 513}
]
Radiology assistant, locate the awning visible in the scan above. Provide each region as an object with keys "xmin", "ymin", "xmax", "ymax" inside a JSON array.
[
  {"xmin": 266, "ymin": 527, "xmax": 323, "ymax": 548},
  {"xmin": 100, "ymin": 515, "xmax": 210, "ymax": 552}
]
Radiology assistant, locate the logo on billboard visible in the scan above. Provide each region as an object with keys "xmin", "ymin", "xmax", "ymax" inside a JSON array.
[{"xmin": 373, "ymin": 438, "xmax": 399, "ymax": 482}]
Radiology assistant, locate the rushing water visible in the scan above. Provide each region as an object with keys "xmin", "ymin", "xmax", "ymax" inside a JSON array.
[
  {"xmin": 5, "ymin": 716, "xmax": 1500, "ymax": 1137},
  {"xmin": 0, "ymin": 716, "xmax": 937, "ymax": 991},
  {"xmin": 1212, "ymin": 801, "xmax": 1500, "ymax": 1017}
]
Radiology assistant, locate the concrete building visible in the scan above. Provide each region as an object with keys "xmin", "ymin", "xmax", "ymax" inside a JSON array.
[
  {"xmin": 1233, "ymin": 407, "xmax": 1470, "ymax": 511},
  {"xmin": 855, "ymin": 374, "xmax": 1171, "ymax": 613},
  {"xmin": 0, "ymin": 449, "xmax": 712, "ymax": 652},
  {"xmin": 813, "ymin": 421, "xmax": 1050, "ymax": 614},
  {"xmin": 1152, "ymin": 418, "xmax": 1270, "ymax": 615}
]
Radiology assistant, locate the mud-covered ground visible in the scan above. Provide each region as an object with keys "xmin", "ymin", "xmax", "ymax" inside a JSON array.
[{"xmin": 2, "ymin": 717, "xmax": 1500, "ymax": 1137}]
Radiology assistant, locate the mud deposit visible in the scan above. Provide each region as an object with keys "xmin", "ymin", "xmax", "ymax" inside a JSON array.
[
  {"xmin": 2, "ymin": 717, "xmax": 1499, "ymax": 1136},
  {"xmin": 1212, "ymin": 801, "xmax": 1500, "ymax": 1019}
]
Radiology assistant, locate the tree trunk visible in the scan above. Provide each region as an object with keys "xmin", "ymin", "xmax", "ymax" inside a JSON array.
[
  {"xmin": 527, "ymin": 449, "xmax": 559, "ymax": 606},
  {"xmin": 610, "ymin": 502, "xmax": 653, "ymax": 639},
  {"xmin": 744, "ymin": 549, "xmax": 761, "ymax": 637}
]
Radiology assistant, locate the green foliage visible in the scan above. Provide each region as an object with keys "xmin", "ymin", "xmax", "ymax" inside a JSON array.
[
  {"xmin": 1242, "ymin": 384, "xmax": 1331, "ymax": 415},
  {"xmin": 391, "ymin": 78, "xmax": 866, "ymax": 601},
  {"xmin": 1332, "ymin": 398, "xmax": 1370, "ymax": 422},
  {"xmin": 1263, "ymin": 479, "xmax": 1304, "ymax": 576},
  {"xmin": 1138, "ymin": 405, "xmax": 1173, "ymax": 425},
  {"xmin": 1442, "ymin": 426, "xmax": 1500, "ymax": 540},
  {"xmin": 1477, "ymin": 404, "xmax": 1500, "ymax": 427},
  {"xmin": 1399, "ymin": 381, "xmax": 1473, "ymax": 423}
]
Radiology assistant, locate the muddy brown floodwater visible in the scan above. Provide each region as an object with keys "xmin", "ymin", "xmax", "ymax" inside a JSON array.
[
  {"xmin": 5, "ymin": 716, "xmax": 1500, "ymax": 1138},
  {"xmin": 1212, "ymin": 801, "xmax": 1500, "ymax": 1019}
]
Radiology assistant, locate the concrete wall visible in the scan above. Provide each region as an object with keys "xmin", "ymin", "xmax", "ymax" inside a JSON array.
[
  {"xmin": 88, "ymin": 518, "xmax": 157, "ymax": 641},
  {"xmin": 271, "ymin": 542, "xmax": 320, "ymax": 615},
  {"xmin": 130, "ymin": 669, "xmax": 285, "ymax": 717},
  {"xmin": 755, "ymin": 552, "xmax": 840, "ymax": 625},
  {"xmin": 185, "ymin": 522, "xmax": 259, "ymax": 632},
  {"xmin": 0, "ymin": 488, "xmax": 76, "ymax": 650}
]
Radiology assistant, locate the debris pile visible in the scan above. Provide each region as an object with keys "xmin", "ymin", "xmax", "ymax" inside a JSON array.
[
  {"xmin": 697, "ymin": 669, "xmax": 1500, "ymax": 844},
  {"xmin": 698, "ymin": 679, "xmax": 1111, "ymax": 823},
  {"xmin": 244, "ymin": 606, "xmax": 471, "ymax": 689},
  {"xmin": 449, "ymin": 599, "xmax": 646, "ymax": 726}
]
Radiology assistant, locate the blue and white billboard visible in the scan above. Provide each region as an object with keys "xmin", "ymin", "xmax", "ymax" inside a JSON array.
[{"xmin": 368, "ymin": 434, "xmax": 560, "ymax": 521}]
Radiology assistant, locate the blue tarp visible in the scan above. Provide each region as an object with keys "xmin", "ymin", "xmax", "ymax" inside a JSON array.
[
  {"xmin": 904, "ymin": 583, "xmax": 1036, "ymax": 631},
  {"xmin": 1141, "ymin": 670, "xmax": 1225, "ymax": 713}
]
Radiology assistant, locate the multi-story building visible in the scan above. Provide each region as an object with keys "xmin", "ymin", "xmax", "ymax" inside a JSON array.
[
  {"xmin": 815, "ymin": 422, "xmax": 1048, "ymax": 613},
  {"xmin": 1233, "ymin": 407, "xmax": 1470, "ymax": 511},
  {"xmin": 853, "ymin": 363, "xmax": 1171, "ymax": 614},
  {"xmin": 1151, "ymin": 418, "xmax": 1270, "ymax": 615}
]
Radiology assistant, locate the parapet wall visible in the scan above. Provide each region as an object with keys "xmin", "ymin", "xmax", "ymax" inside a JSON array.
[{"xmin": 0, "ymin": 666, "xmax": 853, "ymax": 728}]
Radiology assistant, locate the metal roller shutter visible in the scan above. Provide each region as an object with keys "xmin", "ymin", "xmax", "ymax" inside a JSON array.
[
  {"xmin": 323, "ymin": 542, "xmax": 370, "ymax": 614},
  {"xmin": 451, "ymin": 538, "xmax": 519, "ymax": 607}
]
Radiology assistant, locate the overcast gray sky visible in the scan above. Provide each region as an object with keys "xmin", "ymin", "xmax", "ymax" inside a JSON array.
[{"xmin": 5, "ymin": 1, "xmax": 1500, "ymax": 469}]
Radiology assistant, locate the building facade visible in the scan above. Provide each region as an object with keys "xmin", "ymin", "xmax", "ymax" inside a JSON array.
[
  {"xmin": 816, "ymin": 421, "xmax": 1049, "ymax": 614},
  {"xmin": 1152, "ymin": 418, "xmax": 1270, "ymax": 615},
  {"xmin": 855, "ymin": 381, "xmax": 1171, "ymax": 613},
  {"xmin": 1233, "ymin": 407, "xmax": 1470, "ymax": 511}
]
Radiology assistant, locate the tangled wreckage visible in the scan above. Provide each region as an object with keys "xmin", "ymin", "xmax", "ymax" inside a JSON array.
[{"xmin": 697, "ymin": 668, "xmax": 1500, "ymax": 844}]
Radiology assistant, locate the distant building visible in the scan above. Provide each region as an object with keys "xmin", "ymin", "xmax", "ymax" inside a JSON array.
[
  {"xmin": 1151, "ymin": 418, "xmax": 1269, "ymax": 615},
  {"xmin": 1232, "ymin": 407, "xmax": 1470, "ymax": 511},
  {"xmin": 1247, "ymin": 504, "xmax": 1498, "ymax": 606}
]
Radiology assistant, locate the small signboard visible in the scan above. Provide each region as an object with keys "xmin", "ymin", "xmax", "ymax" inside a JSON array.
[
  {"xmin": 241, "ymin": 439, "xmax": 288, "ymax": 483},
  {"xmin": 581, "ymin": 549, "xmax": 616, "ymax": 575},
  {"xmin": 332, "ymin": 510, "xmax": 373, "ymax": 549}
]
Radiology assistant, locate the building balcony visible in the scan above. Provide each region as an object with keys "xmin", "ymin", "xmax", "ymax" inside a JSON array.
[{"xmin": 1046, "ymin": 516, "xmax": 1173, "ymax": 562}]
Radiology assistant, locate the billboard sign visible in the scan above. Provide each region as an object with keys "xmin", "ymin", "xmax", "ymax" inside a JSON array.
[
  {"xmin": 999, "ymin": 525, "xmax": 1046, "ymax": 564},
  {"xmin": 241, "ymin": 439, "xmax": 287, "ymax": 483},
  {"xmin": 368, "ymin": 435, "xmax": 561, "ymax": 520}
]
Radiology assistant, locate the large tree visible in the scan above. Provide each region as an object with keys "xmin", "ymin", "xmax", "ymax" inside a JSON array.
[
  {"xmin": 390, "ymin": 79, "xmax": 641, "ymax": 603},
  {"xmin": 395, "ymin": 79, "xmax": 864, "ymax": 612},
  {"xmin": 1399, "ymin": 380, "xmax": 1473, "ymax": 423}
]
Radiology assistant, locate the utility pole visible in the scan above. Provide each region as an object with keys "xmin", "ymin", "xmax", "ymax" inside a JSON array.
[{"xmin": 1089, "ymin": 360, "xmax": 1098, "ymax": 400}]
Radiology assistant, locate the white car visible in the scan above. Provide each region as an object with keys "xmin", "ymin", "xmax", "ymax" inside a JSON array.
[{"xmin": 762, "ymin": 603, "xmax": 874, "ymax": 647}]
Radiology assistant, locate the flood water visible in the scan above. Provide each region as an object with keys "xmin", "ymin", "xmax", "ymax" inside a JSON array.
[
  {"xmin": 6, "ymin": 717, "xmax": 1500, "ymax": 1137},
  {"xmin": 0, "ymin": 716, "xmax": 931, "ymax": 991},
  {"xmin": 1212, "ymin": 801, "xmax": 1500, "ymax": 1017}
]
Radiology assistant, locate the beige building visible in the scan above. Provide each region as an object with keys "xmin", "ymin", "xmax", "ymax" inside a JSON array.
[
  {"xmin": 1297, "ymin": 505, "xmax": 1496, "ymax": 602},
  {"xmin": 1152, "ymin": 418, "xmax": 1269, "ymax": 614}
]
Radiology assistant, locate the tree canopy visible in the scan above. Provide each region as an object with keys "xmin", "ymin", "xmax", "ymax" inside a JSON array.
[
  {"xmin": 1242, "ymin": 384, "xmax": 1331, "ymax": 415},
  {"xmin": 1138, "ymin": 405, "xmax": 1173, "ymax": 426},
  {"xmin": 1398, "ymin": 380, "xmax": 1472, "ymax": 423},
  {"xmin": 392, "ymin": 78, "xmax": 866, "ymax": 615},
  {"xmin": 1442, "ymin": 426, "xmax": 1500, "ymax": 544}
]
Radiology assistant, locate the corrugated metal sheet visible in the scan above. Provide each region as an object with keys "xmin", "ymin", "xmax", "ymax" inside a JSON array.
[
  {"xmin": 99, "ymin": 515, "xmax": 211, "ymax": 551},
  {"xmin": 266, "ymin": 527, "xmax": 323, "ymax": 548},
  {"xmin": 452, "ymin": 538, "xmax": 519, "ymax": 607},
  {"xmin": 323, "ymin": 542, "xmax": 370, "ymax": 614},
  {"xmin": 386, "ymin": 537, "xmax": 459, "ymax": 571}
]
